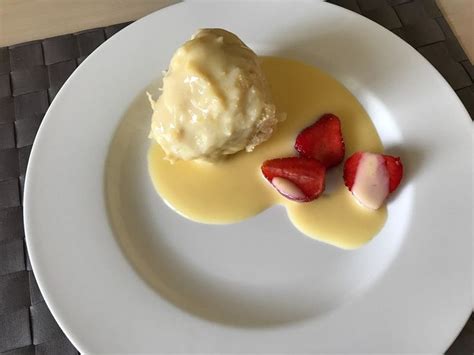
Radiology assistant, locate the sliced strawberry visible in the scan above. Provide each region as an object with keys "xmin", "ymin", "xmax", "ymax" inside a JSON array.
[
  {"xmin": 343, "ymin": 152, "xmax": 403, "ymax": 209},
  {"xmin": 343, "ymin": 152, "xmax": 363, "ymax": 191},
  {"xmin": 295, "ymin": 113, "xmax": 345, "ymax": 168},
  {"xmin": 383, "ymin": 155, "xmax": 403, "ymax": 193},
  {"xmin": 261, "ymin": 157, "xmax": 326, "ymax": 202}
]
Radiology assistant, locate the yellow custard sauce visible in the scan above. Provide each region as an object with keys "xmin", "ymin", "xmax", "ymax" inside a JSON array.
[{"xmin": 148, "ymin": 57, "xmax": 386, "ymax": 249}]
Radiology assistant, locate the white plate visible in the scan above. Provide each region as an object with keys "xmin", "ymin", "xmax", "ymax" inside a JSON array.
[{"xmin": 24, "ymin": 0, "xmax": 472, "ymax": 353}]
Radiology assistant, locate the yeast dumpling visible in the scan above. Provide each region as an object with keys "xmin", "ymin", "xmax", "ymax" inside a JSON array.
[{"xmin": 149, "ymin": 28, "xmax": 279, "ymax": 161}]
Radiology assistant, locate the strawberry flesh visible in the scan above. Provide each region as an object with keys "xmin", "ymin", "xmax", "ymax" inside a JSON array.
[
  {"xmin": 295, "ymin": 113, "xmax": 345, "ymax": 168},
  {"xmin": 343, "ymin": 151, "xmax": 404, "ymax": 206},
  {"xmin": 261, "ymin": 157, "xmax": 326, "ymax": 202},
  {"xmin": 271, "ymin": 177, "xmax": 307, "ymax": 201}
]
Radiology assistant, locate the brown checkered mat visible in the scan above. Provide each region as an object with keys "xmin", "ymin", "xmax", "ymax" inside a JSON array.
[{"xmin": 0, "ymin": 0, "xmax": 472, "ymax": 353}]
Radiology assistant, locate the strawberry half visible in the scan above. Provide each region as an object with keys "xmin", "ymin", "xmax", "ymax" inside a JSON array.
[
  {"xmin": 261, "ymin": 157, "xmax": 326, "ymax": 202},
  {"xmin": 295, "ymin": 113, "xmax": 345, "ymax": 168},
  {"xmin": 343, "ymin": 152, "xmax": 403, "ymax": 209}
]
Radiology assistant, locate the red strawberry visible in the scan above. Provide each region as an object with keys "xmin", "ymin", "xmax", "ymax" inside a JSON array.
[
  {"xmin": 344, "ymin": 152, "xmax": 403, "ymax": 192},
  {"xmin": 383, "ymin": 155, "xmax": 403, "ymax": 193},
  {"xmin": 295, "ymin": 113, "xmax": 345, "ymax": 168},
  {"xmin": 261, "ymin": 157, "xmax": 326, "ymax": 202},
  {"xmin": 343, "ymin": 152, "xmax": 403, "ymax": 209},
  {"xmin": 343, "ymin": 152, "xmax": 364, "ymax": 191}
]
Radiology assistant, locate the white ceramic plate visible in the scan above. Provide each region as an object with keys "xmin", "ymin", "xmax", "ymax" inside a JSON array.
[{"xmin": 24, "ymin": 1, "xmax": 472, "ymax": 353}]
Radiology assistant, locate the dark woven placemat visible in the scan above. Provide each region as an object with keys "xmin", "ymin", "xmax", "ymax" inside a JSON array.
[
  {"xmin": 0, "ymin": 1, "xmax": 472, "ymax": 353},
  {"xmin": 0, "ymin": 23, "xmax": 130, "ymax": 355}
]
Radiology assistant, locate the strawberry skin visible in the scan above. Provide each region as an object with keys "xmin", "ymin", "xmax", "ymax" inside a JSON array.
[
  {"xmin": 261, "ymin": 157, "xmax": 326, "ymax": 202},
  {"xmin": 295, "ymin": 113, "xmax": 345, "ymax": 168},
  {"xmin": 383, "ymin": 155, "xmax": 403, "ymax": 193},
  {"xmin": 343, "ymin": 152, "xmax": 403, "ymax": 193},
  {"xmin": 343, "ymin": 152, "xmax": 363, "ymax": 191}
]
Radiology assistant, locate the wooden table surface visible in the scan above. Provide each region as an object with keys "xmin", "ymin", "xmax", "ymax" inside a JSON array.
[
  {"xmin": 438, "ymin": 0, "xmax": 474, "ymax": 62},
  {"xmin": 0, "ymin": 0, "xmax": 178, "ymax": 46},
  {"xmin": 0, "ymin": 0, "xmax": 472, "ymax": 63}
]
